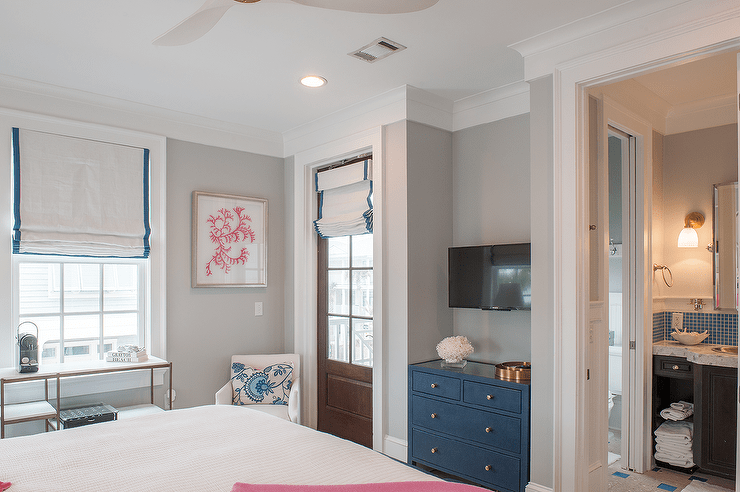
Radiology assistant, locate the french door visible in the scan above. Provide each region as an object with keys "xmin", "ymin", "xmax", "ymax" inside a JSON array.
[{"xmin": 317, "ymin": 234, "xmax": 373, "ymax": 447}]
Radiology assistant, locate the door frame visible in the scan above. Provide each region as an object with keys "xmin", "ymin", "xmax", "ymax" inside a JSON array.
[
  {"xmin": 292, "ymin": 126, "xmax": 385, "ymax": 452},
  {"xmin": 552, "ymin": 23, "xmax": 740, "ymax": 492}
]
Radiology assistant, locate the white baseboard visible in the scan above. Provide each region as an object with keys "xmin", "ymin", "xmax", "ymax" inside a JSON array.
[
  {"xmin": 383, "ymin": 435, "xmax": 408, "ymax": 462},
  {"xmin": 526, "ymin": 483, "xmax": 553, "ymax": 492}
]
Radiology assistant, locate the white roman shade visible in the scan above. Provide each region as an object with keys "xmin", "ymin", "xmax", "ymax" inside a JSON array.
[
  {"xmin": 313, "ymin": 158, "xmax": 372, "ymax": 238},
  {"xmin": 12, "ymin": 128, "xmax": 150, "ymax": 258}
]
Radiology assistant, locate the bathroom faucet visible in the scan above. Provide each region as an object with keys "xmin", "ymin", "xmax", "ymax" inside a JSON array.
[{"xmin": 688, "ymin": 298, "xmax": 705, "ymax": 311}]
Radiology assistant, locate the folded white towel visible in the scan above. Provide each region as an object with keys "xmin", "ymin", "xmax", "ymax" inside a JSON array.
[
  {"xmin": 656, "ymin": 442, "xmax": 693, "ymax": 456},
  {"xmin": 654, "ymin": 451, "xmax": 695, "ymax": 468},
  {"xmin": 671, "ymin": 400, "xmax": 693, "ymax": 411},
  {"xmin": 660, "ymin": 400, "xmax": 694, "ymax": 421},
  {"xmin": 654, "ymin": 421, "xmax": 693, "ymax": 440}
]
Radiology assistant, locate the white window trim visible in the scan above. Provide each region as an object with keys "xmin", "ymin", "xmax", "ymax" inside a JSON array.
[{"xmin": 0, "ymin": 109, "xmax": 166, "ymax": 391}]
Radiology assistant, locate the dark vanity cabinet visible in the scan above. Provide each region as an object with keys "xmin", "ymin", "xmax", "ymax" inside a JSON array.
[
  {"xmin": 652, "ymin": 355, "xmax": 737, "ymax": 478},
  {"xmin": 694, "ymin": 363, "xmax": 737, "ymax": 479}
]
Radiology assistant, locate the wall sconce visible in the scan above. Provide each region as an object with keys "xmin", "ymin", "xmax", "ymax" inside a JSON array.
[{"xmin": 677, "ymin": 212, "xmax": 704, "ymax": 248}]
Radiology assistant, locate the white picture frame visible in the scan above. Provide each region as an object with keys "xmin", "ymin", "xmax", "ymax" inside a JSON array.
[{"xmin": 192, "ymin": 191, "xmax": 267, "ymax": 288}]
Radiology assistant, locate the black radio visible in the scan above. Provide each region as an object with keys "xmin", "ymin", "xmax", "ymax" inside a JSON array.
[{"xmin": 17, "ymin": 321, "xmax": 39, "ymax": 373}]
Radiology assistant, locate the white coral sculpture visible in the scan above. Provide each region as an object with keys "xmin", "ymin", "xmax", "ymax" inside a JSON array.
[{"xmin": 436, "ymin": 336, "xmax": 474, "ymax": 363}]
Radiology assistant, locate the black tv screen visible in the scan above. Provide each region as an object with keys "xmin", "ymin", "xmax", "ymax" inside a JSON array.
[{"xmin": 448, "ymin": 243, "xmax": 531, "ymax": 310}]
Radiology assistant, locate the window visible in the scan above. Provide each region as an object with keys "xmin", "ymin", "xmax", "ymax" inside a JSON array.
[
  {"xmin": 325, "ymin": 234, "xmax": 373, "ymax": 367},
  {"xmin": 14, "ymin": 257, "xmax": 146, "ymax": 364}
]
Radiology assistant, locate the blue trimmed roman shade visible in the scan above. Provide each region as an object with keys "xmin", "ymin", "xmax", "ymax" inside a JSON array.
[
  {"xmin": 12, "ymin": 128, "xmax": 150, "ymax": 258},
  {"xmin": 313, "ymin": 159, "xmax": 372, "ymax": 238}
]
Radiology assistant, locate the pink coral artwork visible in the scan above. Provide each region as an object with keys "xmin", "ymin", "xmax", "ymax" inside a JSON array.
[{"xmin": 192, "ymin": 192, "xmax": 267, "ymax": 287}]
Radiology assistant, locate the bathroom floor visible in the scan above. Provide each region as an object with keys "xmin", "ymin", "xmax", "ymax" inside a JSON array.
[
  {"xmin": 607, "ymin": 462, "xmax": 735, "ymax": 491},
  {"xmin": 607, "ymin": 430, "xmax": 735, "ymax": 491}
]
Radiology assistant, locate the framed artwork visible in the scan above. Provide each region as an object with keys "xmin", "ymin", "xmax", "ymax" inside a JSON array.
[{"xmin": 192, "ymin": 191, "xmax": 267, "ymax": 287}]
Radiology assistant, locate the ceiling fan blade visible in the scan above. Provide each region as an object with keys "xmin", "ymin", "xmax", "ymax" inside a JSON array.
[
  {"xmin": 153, "ymin": 0, "xmax": 238, "ymax": 46},
  {"xmin": 289, "ymin": 0, "xmax": 439, "ymax": 14}
]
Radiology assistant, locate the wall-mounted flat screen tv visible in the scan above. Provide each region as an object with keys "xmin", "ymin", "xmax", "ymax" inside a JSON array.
[{"xmin": 448, "ymin": 243, "xmax": 531, "ymax": 311}]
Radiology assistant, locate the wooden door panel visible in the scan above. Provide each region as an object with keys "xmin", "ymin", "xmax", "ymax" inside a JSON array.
[{"xmin": 327, "ymin": 374, "xmax": 372, "ymax": 418}]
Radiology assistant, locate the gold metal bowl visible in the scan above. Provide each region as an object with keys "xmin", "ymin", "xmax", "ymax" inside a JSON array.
[{"xmin": 495, "ymin": 361, "xmax": 531, "ymax": 381}]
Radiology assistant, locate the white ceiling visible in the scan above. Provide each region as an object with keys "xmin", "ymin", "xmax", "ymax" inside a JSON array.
[
  {"xmin": 632, "ymin": 51, "xmax": 738, "ymax": 108},
  {"xmin": 2, "ymin": 0, "xmax": 636, "ymax": 136}
]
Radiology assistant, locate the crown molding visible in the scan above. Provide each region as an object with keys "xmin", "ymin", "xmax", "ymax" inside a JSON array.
[
  {"xmin": 0, "ymin": 73, "xmax": 534, "ymax": 159},
  {"xmin": 510, "ymin": 0, "xmax": 740, "ymax": 82},
  {"xmin": 452, "ymin": 81, "xmax": 530, "ymax": 131},
  {"xmin": 0, "ymin": 74, "xmax": 284, "ymax": 158},
  {"xmin": 665, "ymin": 93, "xmax": 737, "ymax": 135}
]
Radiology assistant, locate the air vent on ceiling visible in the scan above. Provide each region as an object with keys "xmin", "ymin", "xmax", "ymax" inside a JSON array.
[{"xmin": 349, "ymin": 37, "xmax": 406, "ymax": 63}]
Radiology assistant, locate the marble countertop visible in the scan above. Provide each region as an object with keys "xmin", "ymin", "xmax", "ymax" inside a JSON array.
[{"xmin": 653, "ymin": 340, "xmax": 737, "ymax": 368}]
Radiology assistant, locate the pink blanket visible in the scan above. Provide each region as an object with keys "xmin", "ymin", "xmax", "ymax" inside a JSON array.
[{"xmin": 231, "ymin": 483, "xmax": 485, "ymax": 492}]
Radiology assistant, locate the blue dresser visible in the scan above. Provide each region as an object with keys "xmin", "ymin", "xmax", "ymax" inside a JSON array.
[{"xmin": 408, "ymin": 360, "xmax": 530, "ymax": 492}]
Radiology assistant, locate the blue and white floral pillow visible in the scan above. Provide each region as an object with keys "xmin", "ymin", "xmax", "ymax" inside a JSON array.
[{"xmin": 231, "ymin": 362, "xmax": 293, "ymax": 406}]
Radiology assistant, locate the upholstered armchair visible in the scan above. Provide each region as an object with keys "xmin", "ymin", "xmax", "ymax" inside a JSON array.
[{"xmin": 215, "ymin": 353, "xmax": 300, "ymax": 423}]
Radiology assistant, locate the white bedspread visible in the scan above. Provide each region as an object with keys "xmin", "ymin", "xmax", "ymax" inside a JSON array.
[{"xmin": 0, "ymin": 405, "xmax": 436, "ymax": 492}]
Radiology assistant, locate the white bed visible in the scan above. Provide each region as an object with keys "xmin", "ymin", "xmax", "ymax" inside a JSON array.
[{"xmin": 0, "ymin": 405, "xmax": 443, "ymax": 492}]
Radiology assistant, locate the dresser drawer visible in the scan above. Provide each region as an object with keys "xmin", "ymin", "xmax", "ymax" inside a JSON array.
[
  {"xmin": 654, "ymin": 356, "xmax": 693, "ymax": 379},
  {"xmin": 463, "ymin": 380, "xmax": 522, "ymax": 414},
  {"xmin": 411, "ymin": 395, "xmax": 521, "ymax": 453},
  {"xmin": 411, "ymin": 370, "xmax": 461, "ymax": 400},
  {"xmin": 412, "ymin": 428, "xmax": 521, "ymax": 492}
]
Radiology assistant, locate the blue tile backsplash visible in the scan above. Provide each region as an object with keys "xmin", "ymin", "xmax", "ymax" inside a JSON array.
[{"xmin": 654, "ymin": 311, "xmax": 738, "ymax": 346}]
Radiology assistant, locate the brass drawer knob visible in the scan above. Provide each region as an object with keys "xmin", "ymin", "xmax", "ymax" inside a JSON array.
[
  {"xmin": 486, "ymin": 394, "xmax": 493, "ymax": 400},
  {"xmin": 485, "ymin": 465, "xmax": 492, "ymax": 471},
  {"xmin": 672, "ymin": 365, "xmax": 679, "ymax": 370},
  {"xmin": 431, "ymin": 383, "xmax": 438, "ymax": 388},
  {"xmin": 485, "ymin": 427, "xmax": 493, "ymax": 433},
  {"xmin": 431, "ymin": 447, "xmax": 438, "ymax": 454},
  {"xmin": 431, "ymin": 413, "xmax": 438, "ymax": 419}
]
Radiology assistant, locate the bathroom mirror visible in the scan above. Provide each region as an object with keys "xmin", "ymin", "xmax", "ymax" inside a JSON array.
[{"xmin": 712, "ymin": 181, "xmax": 738, "ymax": 310}]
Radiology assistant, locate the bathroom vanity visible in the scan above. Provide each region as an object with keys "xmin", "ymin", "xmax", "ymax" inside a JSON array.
[{"xmin": 652, "ymin": 342, "xmax": 737, "ymax": 478}]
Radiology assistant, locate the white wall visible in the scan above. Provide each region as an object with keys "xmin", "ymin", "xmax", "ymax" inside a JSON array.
[
  {"xmin": 451, "ymin": 114, "xmax": 532, "ymax": 363},
  {"xmin": 165, "ymin": 139, "xmax": 286, "ymax": 409}
]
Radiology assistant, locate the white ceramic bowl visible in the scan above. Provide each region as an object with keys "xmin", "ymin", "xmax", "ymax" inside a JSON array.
[{"xmin": 671, "ymin": 330, "xmax": 709, "ymax": 345}]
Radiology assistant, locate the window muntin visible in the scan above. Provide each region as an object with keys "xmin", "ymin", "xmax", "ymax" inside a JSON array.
[
  {"xmin": 15, "ymin": 257, "xmax": 145, "ymax": 364},
  {"xmin": 326, "ymin": 234, "xmax": 373, "ymax": 367}
]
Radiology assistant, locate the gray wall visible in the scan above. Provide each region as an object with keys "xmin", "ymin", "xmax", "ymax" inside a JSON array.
[
  {"xmin": 660, "ymin": 124, "xmax": 738, "ymax": 299},
  {"xmin": 166, "ymin": 139, "xmax": 286, "ymax": 409},
  {"xmin": 529, "ymin": 75, "xmax": 555, "ymax": 489},
  {"xmin": 451, "ymin": 114, "xmax": 532, "ymax": 363},
  {"xmin": 384, "ymin": 120, "xmax": 454, "ymax": 442}
]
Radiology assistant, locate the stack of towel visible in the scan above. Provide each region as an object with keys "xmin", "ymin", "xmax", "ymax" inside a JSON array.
[
  {"xmin": 654, "ymin": 420, "xmax": 694, "ymax": 468},
  {"xmin": 660, "ymin": 401, "xmax": 694, "ymax": 421}
]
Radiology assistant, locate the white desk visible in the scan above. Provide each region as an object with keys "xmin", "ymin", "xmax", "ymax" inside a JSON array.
[{"xmin": 0, "ymin": 357, "xmax": 172, "ymax": 438}]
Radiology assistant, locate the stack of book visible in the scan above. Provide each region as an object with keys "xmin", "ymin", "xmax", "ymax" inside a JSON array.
[{"xmin": 105, "ymin": 346, "xmax": 148, "ymax": 363}]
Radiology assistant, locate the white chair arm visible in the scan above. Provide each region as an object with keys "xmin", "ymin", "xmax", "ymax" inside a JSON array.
[
  {"xmin": 288, "ymin": 378, "xmax": 300, "ymax": 423},
  {"xmin": 215, "ymin": 381, "xmax": 232, "ymax": 405}
]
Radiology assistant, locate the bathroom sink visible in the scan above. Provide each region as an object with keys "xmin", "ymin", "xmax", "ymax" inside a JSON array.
[
  {"xmin": 671, "ymin": 330, "xmax": 709, "ymax": 345},
  {"xmin": 711, "ymin": 346, "xmax": 739, "ymax": 355}
]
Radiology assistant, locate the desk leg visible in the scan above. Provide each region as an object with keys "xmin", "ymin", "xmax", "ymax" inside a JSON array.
[
  {"xmin": 168, "ymin": 363, "xmax": 173, "ymax": 410},
  {"xmin": 1, "ymin": 380, "xmax": 5, "ymax": 439},
  {"xmin": 150, "ymin": 368, "xmax": 154, "ymax": 405},
  {"xmin": 55, "ymin": 376, "xmax": 60, "ymax": 431}
]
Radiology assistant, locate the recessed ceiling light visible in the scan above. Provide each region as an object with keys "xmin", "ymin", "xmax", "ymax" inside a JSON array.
[{"xmin": 301, "ymin": 75, "xmax": 327, "ymax": 88}]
